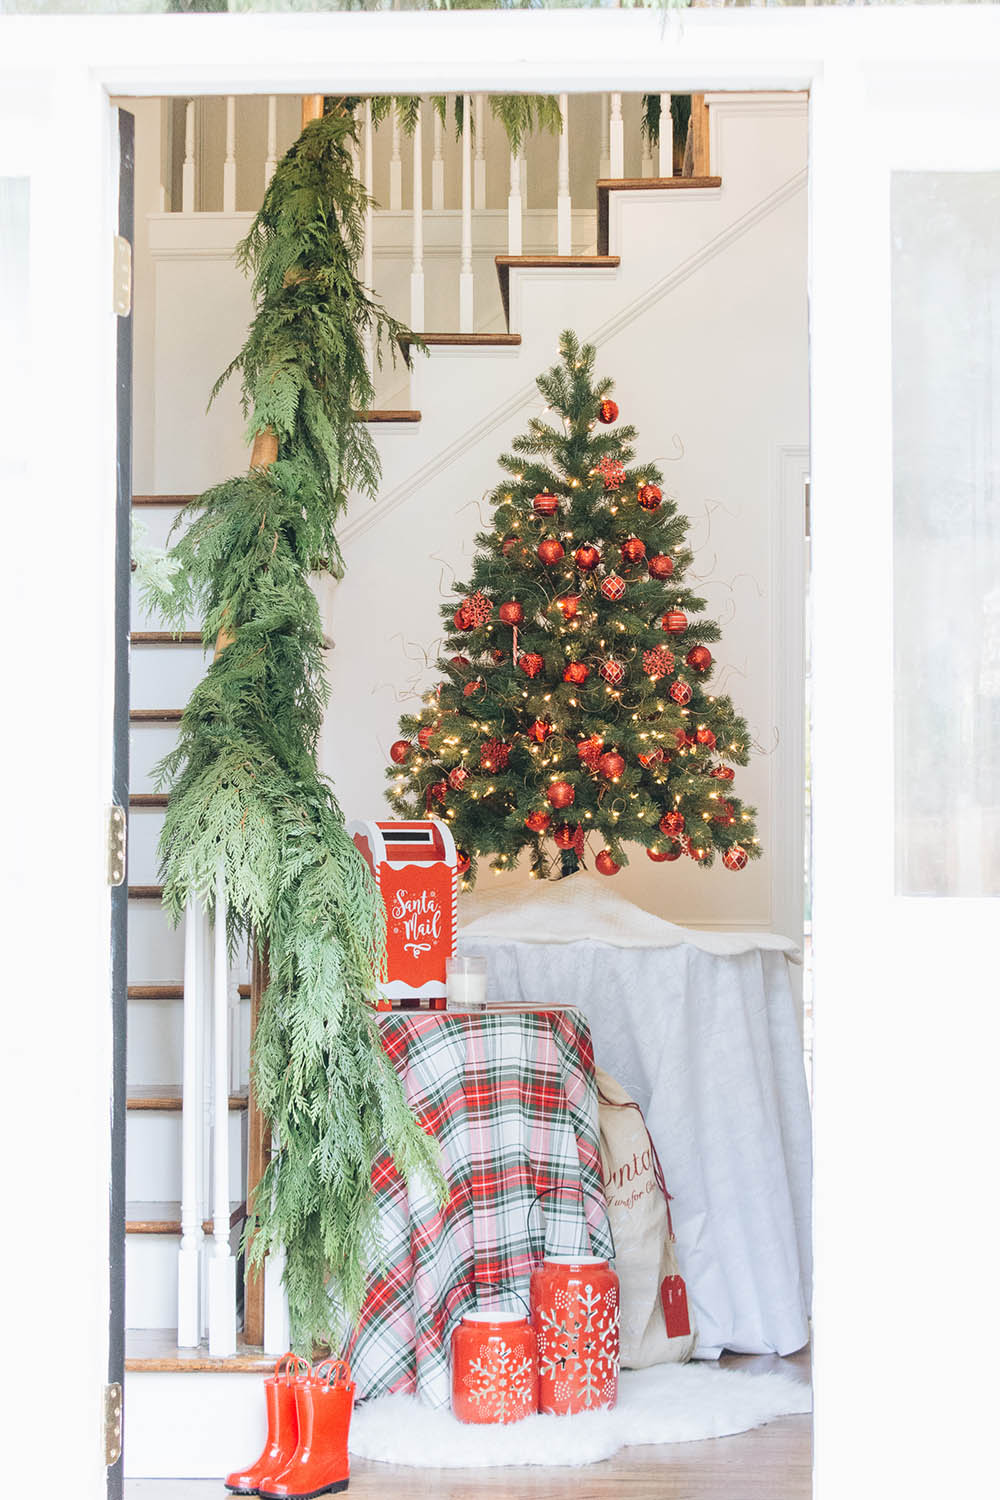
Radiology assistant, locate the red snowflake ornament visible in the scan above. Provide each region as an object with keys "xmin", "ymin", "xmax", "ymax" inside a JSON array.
[
  {"xmin": 480, "ymin": 739, "xmax": 511, "ymax": 773},
  {"xmin": 643, "ymin": 647, "xmax": 675, "ymax": 680},
  {"xmin": 596, "ymin": 456, "xmax": 627, "ymax": 491},
  {"xmin": 462, "ymin": 592, "xmax": 493, "ymax": 628}
]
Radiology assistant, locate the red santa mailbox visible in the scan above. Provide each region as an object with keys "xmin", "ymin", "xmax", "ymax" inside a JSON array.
[{"xmin": 348, "ymin": 819, "xmax": 458, "ymax": 1009}]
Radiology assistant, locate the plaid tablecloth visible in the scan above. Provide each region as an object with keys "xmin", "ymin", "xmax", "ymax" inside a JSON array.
[{"xmin": 352, "ymin": 1007, "xmax": 613, "ymax": 1409}]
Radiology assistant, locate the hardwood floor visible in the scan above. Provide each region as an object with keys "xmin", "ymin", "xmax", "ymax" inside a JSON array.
[{"xmin": 126, "ymin": 1351, "xmax": 811, "ymax": 1500}]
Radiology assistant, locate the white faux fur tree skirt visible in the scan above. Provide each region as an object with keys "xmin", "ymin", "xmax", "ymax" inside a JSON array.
[{"xmin": 349, "ymin": 1362, "xmax": 812, "ymax": 1469}]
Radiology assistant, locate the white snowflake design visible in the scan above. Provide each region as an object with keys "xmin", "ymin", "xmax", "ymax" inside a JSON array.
[
  {"xmin": 537, "ymin": 1281, "xmax": 620, "ymax": 1410},
  {"xmin": 464, "ymin": 1337, "xmax": 536, "ymax": 1421}
]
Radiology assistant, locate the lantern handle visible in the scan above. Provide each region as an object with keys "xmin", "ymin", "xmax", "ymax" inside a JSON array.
[
  {"xmin": 452, "ymin": 1275, "xmax": 532, "ymax": 1322},
  {"xmin": 526, "ymin": 1184, "xmax": 616, "ymax": 1262}
]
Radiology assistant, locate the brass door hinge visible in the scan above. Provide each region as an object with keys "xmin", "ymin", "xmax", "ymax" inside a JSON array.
[
  {"xmin": 113, "ymin": 235, "xmax": 132, "ymax": 317},
  {"xmin": 108, "ymin": 805, "xmax": 127, "ymax": 886},
  {"xmin": 104, "ymin": 1382, "xmax": 122, "ymax": 1466}
]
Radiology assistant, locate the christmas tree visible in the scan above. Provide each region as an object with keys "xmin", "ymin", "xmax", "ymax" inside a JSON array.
[{"xmin": 386, "ymin": 330, "xmax": 760, "ymax": 885}]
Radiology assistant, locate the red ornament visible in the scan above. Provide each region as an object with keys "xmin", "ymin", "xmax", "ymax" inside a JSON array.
[
  {"xmin": 695, "ymin": 727, "xmax": 717, "ymax": 748},
  {"xmin": 647, "ymin": 843, "xmax": 681, "ymax": 863},
  {"xmin": 553, "ymin": 822, "xmax": 581, "ymax": 851},
  {"xmin": 637, "ymin": 483, "xmax": 663, "ymax": 512},
  {"xmin": 454, "ymin": 604, "xmax": 472, "ymax": 631},
  {"xmin": 596, "ymin": 455, "xmax": 627, "ymax": 491},
  {"xmin": 427, "ymin": 780, "xmax": 447, "ymax": 808},
  {"xmin": 455, "ymin": 849, "xmax": 471, "ymax": 876},
  {"xmin": 686, "ymin": 645, "xmax": 713, "ymax": 673},
  {"xmin": 598, "ymin": 399, "xmax": 619, "ymax": 424},
  {"xmin": 713, "ymin": 799, "xmax": 736, "ymax": 826},
  {"xmin": 555, "ymin": 595, "xmax": 580, "ymax": 619},
  {"xmin": 463, "ymin": 592, "xmax": 493, "ymax": 627},
  {"xmin": 662, "ymin": 610, "xmax": 688, "ymax": 634},
  {"xmin": 533, "ymin": 492, "xmax": 560, "ymax": 517},
  {"xmin": 491, "ymin": 648, "xmax": 506, "ymax": 664},
  {"xmin": 669, "ymin": 679, "xmax": 693, "ymax": 707},
  {"xmin": 502, "ymin": 535, "xmax": 521, "ymax": 557},
  {"xmin": 499, "ymin": 601, "xmax": 524, "ymax": 626},
  {"xmin": 711, "ymin": 764, "xmax": 735, "ymax": 782},
  {"xmin": 463, "ymin": 679, "xmax": 485, "ymax": 697},
  {"xmin": 600, "ymin": 574, "xmax": 626, "ymax": 602},
  {"xmin": 723, "ymin": 845, "xmax": 749, "ymax": 871},
  {"xmin": 595, "ymin": 850, "xmax": 621, "ymax": 876},
  {"xmin": 546, "ymin": 780, "xmax": 576, "ymax": 810},
  {"xmin": 659, "ymin": 810, "xmax": 685, "ymax": 837},
  {"xmin": 574, "ymin": 545, "xmax": 600, "ymax": 573},
  {"xmin": 524, "ymin": 809, "xmax": 551, "ymax": 833},
  {"xmin": 449, "ymin": 766, "xmax": 470, "ymax": 791},
  {"xmin": 688, "ymin": 841, "xmax": 707, "ymax": 862},
  {"xmin": 529, "ymin": 719, "xmax": 552, "ymax": 743},
  {"xmin": 480, "ymin": 739, "xmax": 511, "ymax": 772},
  {"xmin": 537, "ymin": 539, "xmax": 565, "ymax": 566},
  {"xmin": 597, "ymin": 751, "xmax": 625, "ymax": 780},
  {"xmin": 519, "ymin": 652, "xmax": 544, "ymax": 679},
  {"xmin": 621, "ymin": 537, "xmax": 646, "ymax": 565},
  {"xmin": 600, "ymin": 659, "xmax": 626, "ymax": 687},
  {"xmin": 417, "ymin": 725, "xmax": 436, "ymax": 749},
  {"xmin": 576, "ymin": 734, "xmax": 604, "ymax": 768},
  {"xmin": 642, "ymin": 647, "xmax": 675, "ymax": 680},
  {"xmin": 637, "ymin": 747, "xmax": 664, "ymax": 769},
  {"xmin": 563, "ymin": 661, "xmax": 590, "ymax": 684},
  {"xmin": 675, "ymin": 729, "xmax": 695, "ymax": 749},
  {"xmin": 450, "ymin": 655, "xmax": 471, "ymax": 669},
  {"xmin": 648, "ymin": 554, "xmax": 674, "ymax": 580},
  {"xmin": 389, "ymin": 739, "xmax": 411, "ymax": 765}
]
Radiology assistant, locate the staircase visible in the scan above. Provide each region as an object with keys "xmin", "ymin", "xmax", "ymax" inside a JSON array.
[{"xmin": 122, "ymin": 89, "xmax": 808, "ymax": 1478}]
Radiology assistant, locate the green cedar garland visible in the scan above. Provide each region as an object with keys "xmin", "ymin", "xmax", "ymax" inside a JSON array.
[
  {"xmin": 386, "ymin": 331, "xmax": 761, "ymax": 884},
  {"xmin": 144, "ymin": 109, "xmax": 445, "ymax": 1352}
]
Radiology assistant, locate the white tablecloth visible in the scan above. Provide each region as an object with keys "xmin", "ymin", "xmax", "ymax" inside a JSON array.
[{"xmin": 456, "ymin": 935, "xmax": 812, "ymax": 1359}]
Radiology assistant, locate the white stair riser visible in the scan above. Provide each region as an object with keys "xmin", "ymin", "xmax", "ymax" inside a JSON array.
[
  {"xmin": 124, "ymin": 1372, "xmax": 266, "ymax": 1478},
  {"xmin": 131, "ymin": 643, "xmax": 209, "ymax": 711},
  {"xmin": 129, "ymin": 724, "xmax": 181, "ymax": 796},
  {"xmin": 129, "ymin": 895, "xmax": 185, "ymax": 983},
  {"xmin": 127, "ymin": 1109, "xmax": 245, "ymax": 1203},
  {"xmin": 128, "ymin": 995, "xmax": 251, "ymax": 1090},
  {"xmin": 126, "ymin": 1222, "xmax": 245, "ymax": 1330}
]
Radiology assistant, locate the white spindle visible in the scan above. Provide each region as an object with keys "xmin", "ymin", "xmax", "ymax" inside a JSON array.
[
  {"xmin": 264, "ymin": 96, "xmax": 278, "ymax": 187},
  {"xmin": 609, "ymin": 93, "xmax": 624, "ymax": 179},
  {"xmin": 208, "ymin": 860, "xmax": 237, "ymax": 1357},
  {"xmin": 410, "ymin": 100, "xmax": 425, "ymax": 332},
  {"xmin": 557, "ymin": 93, "xmax": 572, "ymax": 256},
  {"xmin": 223, "ymin": 96, "xmax": 236, "ymax": 211},
  {"xmin": 599, "ymin": 94, "xmax": 610, "ymax": 181},
  {"xmin": 507, "ymin": 148, "xmax": 523, "ymax": 256},
  {"xmin": 658, "ymin": 93, "xmax": 673, "ymax": 179},
  {"xmin": 459, "ymin": 95, "xmax": 474, "ymax": 333},
  {"xmin": 177, "ymin": 899, "xmax": 204, "ymax": 1347},
  {"xmin": 432, "ymin": 98, "xmax": 445, "ymax": 210},
  {"xmin": 263, "ymin": 1241, "xmax": 290, "ymax": 1355},
  {"xmin": 182, "ymin": 100, "xmax": 195, "ymax": 214},
  {"xmin": 363, "ymin": 101, "xmax": 375, "ymax": 376},
  {"xmin": 474, "ymin": 93, "xmax": 486, "ymax": 210},
  {"xmin": 389, "ymin": 109, "xmax": 402, "ymax": 211}
]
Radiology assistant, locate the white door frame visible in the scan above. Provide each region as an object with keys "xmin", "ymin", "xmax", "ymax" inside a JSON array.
[{"xmin": 4, "ymin": 10, "xmax": 1000, "ymax": 1499}]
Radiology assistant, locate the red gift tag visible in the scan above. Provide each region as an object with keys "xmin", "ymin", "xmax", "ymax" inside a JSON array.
[{"xmin": 661, "ymin": 1275, "xmax": 691, "ymax": 1339}]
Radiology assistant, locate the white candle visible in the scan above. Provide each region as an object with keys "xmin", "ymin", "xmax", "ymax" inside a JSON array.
[{"xmin": 447, "ymin": 957, "xmax": 488, "ymax": 1010}]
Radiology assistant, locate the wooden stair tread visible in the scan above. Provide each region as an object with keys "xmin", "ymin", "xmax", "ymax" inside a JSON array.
[
  {"xmin": 128, "ymin": 885, "xmax": 163, "ymax": 900},
  {"xmin": 132, "ymin": 495, "xmax": 193, "ymax": 508},
  {"xmin": 130, "ymin": 793, "xmax": 168, "ymax": 808},
  {"xmin": 398, "ymin": 332, "xmax": 521, "ymax": 359},
  {"xmin": 125, "ymin": 1328, "xmax": 274, "ymax": 1373},
  {"xmin": 494, "ymin": 255, "xmax": 621, "ymax": 327},
  {"xmin": 355, "ymin": 409, "xmax": 421, "ymax": 423},
  {"xmin": 126, "ymin": 1200, "xmax": 244, "ymax": 1236},
  {"xmin": 127, "ymin": 1085, "xmax": 248, "ymax": 1112},
  {"xmin": 596, "ymin": 175, "xmax": 722, "ymax": 255},
  {"xmin": 131, "ymin": 631, "xmax": 204, "ymax": 646},
  {"xmin": 130, "ymin": 708, "xmax": 183, "ymax": 723},
  {"xmin": 129, "ymin": 983, "xmax": 251, "ymax": 1000}
]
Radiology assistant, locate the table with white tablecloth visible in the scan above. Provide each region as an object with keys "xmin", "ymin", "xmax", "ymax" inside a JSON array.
[{"xmin": 457, "ymin": 877, "xmax": 811, "ymax": 1360}]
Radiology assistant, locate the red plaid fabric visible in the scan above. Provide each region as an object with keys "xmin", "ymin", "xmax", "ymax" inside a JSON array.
[{"xmin": 352, "ymin": 1009, "xmax": 612, "ymax": 1409}]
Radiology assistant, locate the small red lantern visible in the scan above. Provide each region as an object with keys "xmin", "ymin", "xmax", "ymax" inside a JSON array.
[
  {"xmin": 621, "ymin": 537, "xmax": 646, "ymax": 565},
  {"xmin": 451, "ymin": 1311, "xmax": 538, "ymax": 1425},
  {"xmin": 538, "ymin": 539, "xmax": 565, "ymax": 566},
  {"xmin": 599, "ymin": 574, "xmax": 626, "ymax": 602},
  {"xmin": 648, "ymin": 554, "xmax": 674, "ymax": 580},
  {"xmin": 662, "ymin": 609, "xmax": 688, "ymax": 634},
  {"xmin": 499, "ymin": 601, "xmax": 524, "ymax": 626},
  {"xmin": 533, "ymin": 492, "xmax": 560, "ymax": 518},
  {"xmin": 574, "ymin": 545, "xmax": 600, "ymax": 573},
  {"xmin": 637, "ymin": 483, "xmax": 662, "ymax": 512},
  {"xmin": 598, "ymin": 399, "xmax": 619, "ymax": 424},
  {"xmin": 530, "ymin": 1256, "xmax": 620, "ymax": 1414}
]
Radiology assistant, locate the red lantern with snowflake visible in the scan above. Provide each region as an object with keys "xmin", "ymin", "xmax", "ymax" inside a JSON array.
[
  {"xmin": 519, "ymin": 652, "xmax": 544, "ymax": 679},
  {"xmin": 600, "ymin": 659, "xmax": 625, "ymax": 687},
  {"xmin": 538, "ymin": 538, "xmax": 565, "ymax": 566},
  {"xmin": 637, "ymin": 483, "xmax": 662, "ymax": 512},
  {"xmin": 669, "ymin": 679, "xmax": 693, "ymax": 707},
  {"xmin": 480, "ymin": 739, "xmax": 511, "ymax": 773},
  {"xmin": 597, "ymin": 399, "xmax": 619, "ymax": 424},
  {"xmin": 659, "ymin": 810, "xmax": 685, "ymax": 837},
  {"xmin": 498, "ymin": 601, "xmax": 524, "ymax": 626},
  {"xmin": 723, "ymin": 845, "xmax": 749, "ymax": 871},
  {"xmin": 530, "ymin": 1254, "xmax": 620, "ymax": 1414},
  {"xmin": 621, "ymin": 537, "xmax": 646, "ymax": 566},
  {"xmin": 563, "ymin": 661, "xmax": 589, "ymax": 685},
  {"xmin": 599, "ymin": 574, "xmax": 626, "ymax": 602},
  {"xmin": 686, "ymin": 645, "xmax": 712, "ymax": 673},
  {"xmin": 596, "ymin": 455, "xmax": 627, "ymax": 491},
  {"xmin": 648, "ymin": 554, "xmax": 674, "ymax": 580},
  {"xmin": 642, "ymin": 647, "xmax": 675, "ymax": 680},
  {"xmin": 448, "ymin": 766, "xmax": 470, "ymax": 792},
  {"xmin": 574, "ymin": 544, "xmax": 600, "ymax": 573},
  {"xmin": 451, "ymin": 1310, "xmax": 539, "ymax": 1426},
  {"xmin": 524, "ymin": 809, "xmax": 550, "ymax": 833},
  {"xmin": 533, "ymin": 492, "xmax": 560, "ymax": 518},
  {"xmin": 662, "ymin": 609, "xmax": 688, "ymax": 634}
]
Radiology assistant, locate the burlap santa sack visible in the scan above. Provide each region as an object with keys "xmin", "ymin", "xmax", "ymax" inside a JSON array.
[{"xmin": 596, "ymin": 1064, "xmax": 697, "ymax": 1368}]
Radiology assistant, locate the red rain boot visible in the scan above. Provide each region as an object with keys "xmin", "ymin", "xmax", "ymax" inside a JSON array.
[
  {"xmin": 225, "ymin": 1354, "xmax": 311, "ymax": 1495},
  {"xmin": 258, "ymin": 1359, "xmax": 354, "ymax": 1500}
]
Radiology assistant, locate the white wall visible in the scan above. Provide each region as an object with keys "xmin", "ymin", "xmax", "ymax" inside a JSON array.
[{"xmin": 131, "ymin": 93, "xmax": 808, "ymax": 942}]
